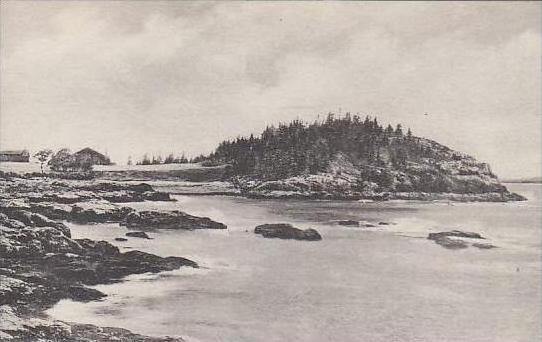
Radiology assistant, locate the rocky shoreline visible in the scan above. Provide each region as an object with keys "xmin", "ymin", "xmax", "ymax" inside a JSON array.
[
  {"xmin": 242, "ymin": 189, "xmax": 526, "ymax": 202},
  {"xmin": 0, "ymin": 173, "xmax": 226, "ymax": 341},
  {"xmin": 232, "ymin": 173, "xmax": 526, "ymax": 202},
  {"xmin": 0, "ymin": 169, "xmax": 520, "ymax": 340}
]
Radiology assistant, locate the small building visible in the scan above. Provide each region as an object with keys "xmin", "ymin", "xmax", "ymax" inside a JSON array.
[
  {"xmin": 74, "ymin": 148, "xmax": 112, "ymax": 165},
  {"xmin": 0, "ymin": 150, "xmax": 30, "ymax": 162}
]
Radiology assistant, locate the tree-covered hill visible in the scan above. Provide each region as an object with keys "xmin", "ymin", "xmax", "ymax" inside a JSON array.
[{"xmin": 203, "ymin": 114, "xmax": 523, "ymax": 201}]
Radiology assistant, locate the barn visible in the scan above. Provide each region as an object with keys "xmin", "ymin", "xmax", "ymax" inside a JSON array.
[
  {"xmin": 0, "ymin": 150, "xmax": 30, "ymax": 162},
  {"xmin": 74, "ymin": 148, "xmax": 112, "ymax": 165}
]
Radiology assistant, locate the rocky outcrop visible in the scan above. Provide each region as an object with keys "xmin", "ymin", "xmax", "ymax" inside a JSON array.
[
  {"xmin": 427, "ymin": 230, "xmax": 496, "ymax": 250},
  {"xmin": 70, "ymin": 202, "xmax": 135, "ymax": 224},
  {"xmin": 0, "ymin": 174, "xmax": 202, "ymax": 341},
  {"xmin": 337, "ymin": 220, "xmax": 359, "ymax": 227},
  {"xmin": 1, "ymin": 198, "xmax": 135, "ymax": 225},
  {"xmin": 229, "ymin": 146, "xmax": 526, "ymax": 202},
  {"xmin": 254, "ymin": 223, "xmax": 322, "ymax": 241},
  {"xmin": 238, "ymin": 174, "xmax": 526, "ymax": 202},
  {"xmin": 431, "ymin": 237, "xmax": 469, "ymax": 249},
  {"xmin": 125, "ymin": 231, "xmax": 152, "ymax": 239},
  {"xmin": 428, "ymin": 230, "xmax": 484, "ymax": 240},
  {"xmin": 121, "ymin": 210, "xmax": 227, "ymax": 230},
  {"xmin": 0, "ymin": 177, "xmax": 173, "ymax": 207},
  {"xmin": 0, "ymin": 204, "xmax": 196, "ymax": 341}
]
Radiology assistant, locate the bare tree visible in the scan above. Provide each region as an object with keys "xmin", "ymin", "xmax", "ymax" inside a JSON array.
[{"xmin": 33, "ymin": 149, "xmax": 53, "ymax": 174}]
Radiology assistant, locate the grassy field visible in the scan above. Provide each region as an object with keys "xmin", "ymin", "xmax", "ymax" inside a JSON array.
[
  {"xmin": 0, "ymin": 162, "xmax": 42, "ymax": 174},
  {"xmin": 0, "ymin": 161, "xmax": 229, "ymax": 182}
]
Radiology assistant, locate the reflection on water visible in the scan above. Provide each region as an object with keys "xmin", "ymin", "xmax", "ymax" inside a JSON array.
[{"xmin": 49, "ymin": 184, "xmax": 541, "ymax": 342}]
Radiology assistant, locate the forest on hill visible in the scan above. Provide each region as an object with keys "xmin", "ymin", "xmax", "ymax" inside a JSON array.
[
  {"xmin": 201, "ymin": 113, "xmax": 521, "ymax": 200},
  {"xmin": 208, "ymin": 114, "xmax": 414, "ymax": 177}
]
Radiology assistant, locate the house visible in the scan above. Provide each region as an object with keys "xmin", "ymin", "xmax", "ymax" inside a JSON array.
[
  {"xmin": 0, "ymin": 150, "xmax": 30, "ymax": 162},
  {"xmin": 73, "ymin": 148, "xmax": 112, "ymax": 165}
]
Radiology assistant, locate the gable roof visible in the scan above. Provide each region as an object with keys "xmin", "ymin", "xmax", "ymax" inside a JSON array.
[{"xmin": 74, "ymin": 148, "xmax": 107, "ymax": 158}]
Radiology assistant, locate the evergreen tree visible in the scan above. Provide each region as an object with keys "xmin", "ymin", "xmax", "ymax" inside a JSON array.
[{"xmin": 395, "ymin": 124, "xmax": 403, "ymax": 136}]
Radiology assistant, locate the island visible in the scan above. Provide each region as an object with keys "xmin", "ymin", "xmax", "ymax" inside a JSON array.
[{"xmin": 196, "ymin": 115, "xmax": 525, "ymax": 202}]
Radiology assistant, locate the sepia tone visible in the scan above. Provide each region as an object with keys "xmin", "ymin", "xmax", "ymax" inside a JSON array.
[{"xmin": 0, "ymin": 1, "xmax": 540, "ymax": 342}]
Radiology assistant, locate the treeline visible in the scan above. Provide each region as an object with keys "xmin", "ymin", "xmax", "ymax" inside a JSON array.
[
  {"xmin": 203, "ymin": 113, "xmax": 438, "ymax": 180},
  {"xmin": 32, "ymin": 148, "xmax": 96, "ymax": 173},
  {"xmin": 132, "ymin": 153, "xmax": 207, "ymax": 166}
]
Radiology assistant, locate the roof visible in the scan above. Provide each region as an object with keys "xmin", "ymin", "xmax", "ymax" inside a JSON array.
[
  {"xmin": 74, "ymin": 148, "xmax": 108, "ymax": 159},
  {"xmin": 0, "ymin": 150, "xmax": 29, "ymax": 155}
]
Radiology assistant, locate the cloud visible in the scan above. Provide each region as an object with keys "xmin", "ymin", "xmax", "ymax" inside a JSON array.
[{"xmin": 1, "ymin": 1, "xmax": 540, "ymax": 177}]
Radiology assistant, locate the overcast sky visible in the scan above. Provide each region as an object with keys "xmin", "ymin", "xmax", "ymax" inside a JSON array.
[{"xmin": 1, "ymin": 1, "xmax": 540, "ymax": 178}]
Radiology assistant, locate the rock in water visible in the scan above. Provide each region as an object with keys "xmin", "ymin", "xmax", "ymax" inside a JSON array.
[
  {"xmin": 427, "ymin": 230, "xmax": 486, "ymax": 249},
  {"xmin": 472, "ymin": 243, "xmax": 498, "ymax": 249},
  {"xmin": 125, "ymin": 231, "xmax": 151, "ymax": 239},
  {"xmin": 121, "ymin": 210, "xmax": 227, "ymax": 230},
  {"xmin": 114, "ymin": 237, "xmax": 128, "ymax": 242},
  {"xmin": 337, "ymin": 220, "xmax": 359, "ymax": 227},
  {"xmin": 432, "ymin": 237, "xmax": 469, "ymax": 249},
  {"xmin": 254, "ymin": 223, "xmax": 322, "ymax": 241},
  {"xmin": 428, "ymin": 230, "xmax": 484, "ymax": 240}
]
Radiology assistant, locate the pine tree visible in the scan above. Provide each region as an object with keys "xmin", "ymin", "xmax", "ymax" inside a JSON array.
[{"xmin": 395, "ymin": 124, "xmax": 403, "ymax": 136}]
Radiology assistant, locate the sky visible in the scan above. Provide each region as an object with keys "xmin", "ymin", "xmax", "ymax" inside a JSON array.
[{"xmin": 0, "ymin": 1, "xmax": 540, "ymax": 178}]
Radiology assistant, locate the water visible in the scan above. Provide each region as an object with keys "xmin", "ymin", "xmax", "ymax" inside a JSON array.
[{"xmin": 48, "ymin": 184, "xmax": 541, "ymax": 342}]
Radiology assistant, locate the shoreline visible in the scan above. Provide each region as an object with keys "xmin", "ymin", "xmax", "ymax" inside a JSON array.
[
  {"xmin": 0, "ymin": 174, "xmax": 221, "ymax": 341},
  {"xmin": 0, "ymin": 171, "xmax": 530, "ymax": 340}
]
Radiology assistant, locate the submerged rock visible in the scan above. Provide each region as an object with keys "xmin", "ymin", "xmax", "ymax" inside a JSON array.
[
  {"xmin": 125, "ymin": 231, "xmax": 151, "ymax": 239},
  {"xmin": 378, "ymin": 221, "xmax": 396, "ymax": 226},
  {"xmin": 114, "ymin": 237, "xmax": 128, "ymax": 242},
  {"xmin": 121, "ymin": 210, "xmax": 227, "ymax": 230},
  {"xmin": 472, "ymin": 243, "xmax": 498, "ymax": 249},
  {"xmin": 254, "ymin": 223, "xmax": 322, "ymax": 241}
]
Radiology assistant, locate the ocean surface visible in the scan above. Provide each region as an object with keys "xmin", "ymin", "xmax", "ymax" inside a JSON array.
[{"xmin": 48, "ymin": 184, "xmax": 541, "ymax": 342}]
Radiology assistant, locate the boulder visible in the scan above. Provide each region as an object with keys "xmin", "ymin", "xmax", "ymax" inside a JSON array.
[
  {"xmin": 121, "ymin": 210, "xmax": 227, "ymax": 230},
  {"xmin": 254, "ymin": 223, "xmax": 322, "ymax": 241},
  {"xmin": 125, "ymin": 232, "xmax": 151, "ymax": 239}
]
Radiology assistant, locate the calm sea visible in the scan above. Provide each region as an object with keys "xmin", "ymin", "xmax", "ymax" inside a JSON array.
[{"xmin": 48, "ymin": 183, "xmax": 541, "ymax": 342}]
